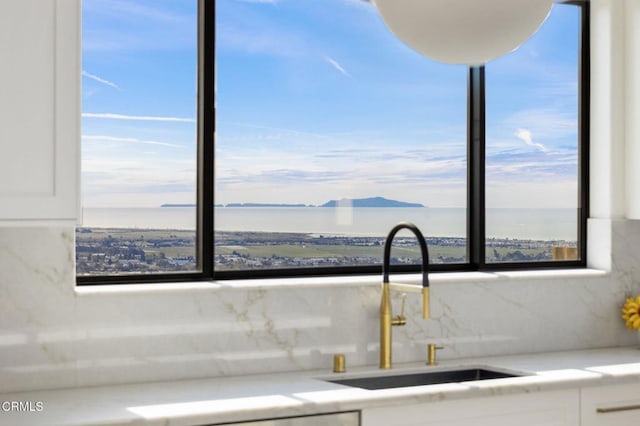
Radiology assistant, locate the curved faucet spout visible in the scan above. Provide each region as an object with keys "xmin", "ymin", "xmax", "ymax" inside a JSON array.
[
  {"xmin": 382, "ymin": 222, "xmax": 430, "ymax": 289},
  {"xmin": 379, "ymin": 222, "xmax": 431, "ymax": 369}
]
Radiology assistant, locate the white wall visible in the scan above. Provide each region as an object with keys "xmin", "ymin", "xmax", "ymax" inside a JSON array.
[{"xmin": 1, "ymin": 0, "xmax": 640, "ymax": 394}]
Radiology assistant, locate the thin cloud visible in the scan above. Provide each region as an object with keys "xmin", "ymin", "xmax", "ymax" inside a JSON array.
[
  {"xmin": 82, "ymin": 70, "xmax": 120, "ymax": 90},
  {"xmin": 505, "ymin": 108, "xmax": 576, "ymax": 140},
  {"xmin": 515, "ymin": 128, "xmax": 547, "ymax": 152},
  {"xmin": 324, "ymin": 56, "xmax": 351, "ymax": 78},
  {"xmin": 83, "ymin": 113, "xmax": 195, "ymax": 123},
  {"xmin": 83, "ymin": 135, "xmax": 183, "ymax": 149}
]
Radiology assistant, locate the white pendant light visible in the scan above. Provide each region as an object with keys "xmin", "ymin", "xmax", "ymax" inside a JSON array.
[{"xmin": 372, "ymin": 0, "xmax": 554, "ymax": 65}]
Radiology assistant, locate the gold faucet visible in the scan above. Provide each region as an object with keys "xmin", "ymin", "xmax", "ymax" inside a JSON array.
[{"xmin": 380, "ymin": 222, "xmax": 431, "ymax": 369}]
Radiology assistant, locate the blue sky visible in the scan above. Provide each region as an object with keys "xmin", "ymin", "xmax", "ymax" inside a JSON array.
[
  {"xmin": 82, "ymin": 0, "xmax": 580, "ymax": 209},
  {"xmin": 82, "ymin": 0, "xmax": 198, "ymax": 208}
]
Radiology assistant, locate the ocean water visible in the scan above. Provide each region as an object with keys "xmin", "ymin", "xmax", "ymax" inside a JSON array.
[{"xmin": 80, "ymin": 207, "xmax": 579, "ymax": 241}]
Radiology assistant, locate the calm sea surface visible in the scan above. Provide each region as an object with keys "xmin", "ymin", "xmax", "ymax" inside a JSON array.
[{"xmin": 80, "ymin": 207, "xmax": 578, "ymax": 241}]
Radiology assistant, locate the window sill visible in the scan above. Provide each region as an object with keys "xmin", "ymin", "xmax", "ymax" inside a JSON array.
[{"xmin": 75, "ymin": 268, "xmax": 609, "ymax": 296}]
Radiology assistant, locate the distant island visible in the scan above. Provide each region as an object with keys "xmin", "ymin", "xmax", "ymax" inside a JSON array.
[
  {"xmin": 162, "ymin": 197, "xmax": 425, "ymax": 208},
  {"xmin": 320, "ymin": 197, "xmax": 425, "ymax": 208}
]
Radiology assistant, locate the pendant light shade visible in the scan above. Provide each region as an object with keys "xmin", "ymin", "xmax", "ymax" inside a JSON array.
[{"xmin": 372, "ymin": 0, "xmax": 554, "ymax": 65}]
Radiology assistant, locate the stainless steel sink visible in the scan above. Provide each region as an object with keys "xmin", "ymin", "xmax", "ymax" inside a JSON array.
[{"xmin": 326, "ymin": 367, "xmax": 525, "ymax": 390}]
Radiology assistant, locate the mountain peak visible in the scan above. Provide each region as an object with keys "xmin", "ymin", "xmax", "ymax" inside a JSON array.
[{"xmin": 320, "ymin": 197, "xmax": 425, "ymax": 208}]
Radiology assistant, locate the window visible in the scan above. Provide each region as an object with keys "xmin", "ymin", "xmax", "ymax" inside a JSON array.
[
  {"xmin": 484, "ymin": 2, "xmax": 587, "ymax": 265},
  {"xmin": 78, "ymin": 0, "xmax": 201, "ymax": 279},
  {"xmin": 77, "ymin": 0, "xmax": 589, "ymax": 284}
]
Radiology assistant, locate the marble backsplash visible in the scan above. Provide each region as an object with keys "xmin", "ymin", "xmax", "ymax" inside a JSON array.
[{"xmin": 1, "ymin": 219, "xmax": 639, "ymax": 394}]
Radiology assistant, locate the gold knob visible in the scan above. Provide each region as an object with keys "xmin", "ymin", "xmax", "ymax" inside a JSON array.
[
  {"xmin": 333, "ymin": 354, "xmax": 346, "ymax": 373},
  {"xmin": 427, "ymin": 344, "xmax": 444, "ymax": 366}
]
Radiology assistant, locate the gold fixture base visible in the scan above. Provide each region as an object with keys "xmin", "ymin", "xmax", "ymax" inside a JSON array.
[
  {"xmin": 427, "ymin": 343, "xmax": 443, "ymax": 366},
  {"xmin": 333, "ymin": 354, "xmax": 346, "ymax": 373}
]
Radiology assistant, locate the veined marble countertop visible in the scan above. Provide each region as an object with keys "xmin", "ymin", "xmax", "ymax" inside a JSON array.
[{"xmin": 1, "ymin": 347, "xmax": 640, "ymax": 426}]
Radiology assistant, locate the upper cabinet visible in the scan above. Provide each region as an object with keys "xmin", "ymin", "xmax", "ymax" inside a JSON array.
[{"xmin": 0, "ymin": 0, "xmax": 79, "ymax": 225}]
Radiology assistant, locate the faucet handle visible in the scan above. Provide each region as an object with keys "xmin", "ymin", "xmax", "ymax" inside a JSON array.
[
  {"xmin": 427, "ymin": 343, "xmax": 444, "ymax": 365},
  {"xmin": 391, "ymin": 293, "xmax": 407, "ymax": 326}
]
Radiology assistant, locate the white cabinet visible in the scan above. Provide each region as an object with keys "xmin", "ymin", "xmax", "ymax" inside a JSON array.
[
  {"xmin": 362, "ymin": 389, "xmax": 579, "ymax": 426},
  {"xmin": 581, "ymin": 382, "xmax": 640, "ymax": 426},
  {"xmin": 0, "ymin": 0, "xmax": 79, "ymax": 224},
  {"xmin": 213, "ymin": 412, "xmax": 359, "ymax": 426}
]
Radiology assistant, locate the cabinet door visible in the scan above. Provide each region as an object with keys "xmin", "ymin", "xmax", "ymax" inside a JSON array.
[
  {"xmin": 362, "ymin": 389, "xmax": 579, "ymax": 426},
  {"xmin": 581, "ymin": 383, "xmax": 640, "ymax": 426},
  {"xmin": 213, "ymin": 411, "xmax": 359, "ymax": 426},
  {"xmin": 0, "ymin": 0, "xmax": 79, "ymax": 224}
]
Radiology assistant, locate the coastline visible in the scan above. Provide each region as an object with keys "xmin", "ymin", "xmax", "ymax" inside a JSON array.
[
  {"xmin": 80, "ymin": 207, "xmax": 579, "ymax": 241},
  {"xmin": 76, "ymin": 227, "xmax": 577, "ymax": 275}
]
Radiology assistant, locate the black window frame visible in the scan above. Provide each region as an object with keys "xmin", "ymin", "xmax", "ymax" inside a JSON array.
[{"xmin": 77, "ymin": 0, "xmax": 589, "ymax": 286}]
